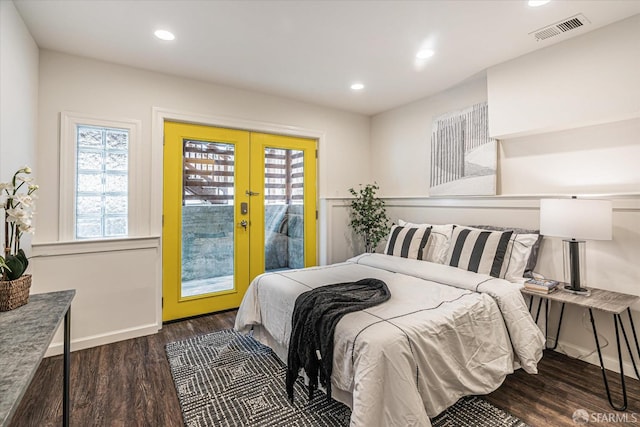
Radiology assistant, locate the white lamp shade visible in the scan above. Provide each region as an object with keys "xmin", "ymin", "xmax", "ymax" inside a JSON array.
[{"xmin": 540, "ymin": 198, "xmax": 612, "ymax": 241}]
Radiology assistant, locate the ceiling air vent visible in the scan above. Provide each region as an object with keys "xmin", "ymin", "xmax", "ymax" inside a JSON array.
[{"xmin": 529, "ymin": 14, "xmax": 591, "ymax": 41}]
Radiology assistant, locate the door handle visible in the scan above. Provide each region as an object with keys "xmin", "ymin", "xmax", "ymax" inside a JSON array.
[{"xmin": 239, "ymin": 220, "xmax": 248, "ymax": 230}]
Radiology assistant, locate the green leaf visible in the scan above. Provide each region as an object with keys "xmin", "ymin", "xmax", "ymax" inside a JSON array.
[
  {"xmin": 16, "ymin": 249, "xmax": 29, "ymax": 271},
  {"xmin": 347, "ymin": 183, "xmax": 390, "ymax": 252},
  {"xmin": 4, "ymin": 255, "xmax": 25, "ymax": 280}
]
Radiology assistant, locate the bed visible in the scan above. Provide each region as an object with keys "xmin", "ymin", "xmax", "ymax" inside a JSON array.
[{"xmin": 235, "ymin": 225, "xmax": 546, "ymax": 427}]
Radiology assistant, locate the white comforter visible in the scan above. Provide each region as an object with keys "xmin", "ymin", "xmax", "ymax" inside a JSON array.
[{"xmin": 235, "ymin": 253, "xmax": 545, "ymax": 427}]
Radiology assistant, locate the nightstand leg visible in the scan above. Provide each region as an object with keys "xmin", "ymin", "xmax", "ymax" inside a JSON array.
[
  {"xmin": 589, "ymin": 309, "xmax": 628, "ymax": 411},
  {"xmin": 527, "ymin": 297, "xmax": 564, "ymax": 351},
  {"xmin": 627, "ymin": 308, "xmax": 640, "ymax": 360},
  {"xmin": 544, "ymin": 299, "xmax": 548, "ymax": 342},
  {"xmin": 546, "ymin": 302, "xmax": 564, "ymax": 351},
  {"xmin": 534, "ymin": 298, "xmax": 543, "ymax": 323},
  {"xmin": 618, "ymin": 309, "xmax": 640, "ymax": 380},
  {"xmin": 626, "ymin": 308, "xmax": 640, "ymax": 374}
]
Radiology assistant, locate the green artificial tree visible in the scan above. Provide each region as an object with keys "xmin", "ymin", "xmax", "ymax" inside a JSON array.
[{"xmin": 348, "ymin": 183, "xmax": 390, "ymax": 253}]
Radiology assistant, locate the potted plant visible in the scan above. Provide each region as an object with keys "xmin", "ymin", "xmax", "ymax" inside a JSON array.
[
  {"xmin": 0, "ymin": 166, "xmax": 38, "ymax": 311},
  {"xmin": 348, "ymin": 183, "xmax": 390, "ymax": 253}
]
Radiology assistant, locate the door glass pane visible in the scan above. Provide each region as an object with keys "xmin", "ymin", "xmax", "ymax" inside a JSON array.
[
  {"xmin": 264, "ymin": 148, "xmax": 304, "ymax": 272},
  {"xmin": 181, "ymin": 139, "xmax": 235, "ymax": 297}
]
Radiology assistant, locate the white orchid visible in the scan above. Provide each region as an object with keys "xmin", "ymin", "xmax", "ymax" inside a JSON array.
[
  {"xmin": 7, "ymin": 214, "xmax": 32, "ymax": 230},
  {"xmin": 15, "ymin": 175, "xmax": 34, "ymax": 184},
  {"xmin": 12, "ymin": 193, "xmax": 36, "ymax": 208},
  {"xmin": 2, "ymin": 166, "xmax": 38, "ymax": 281},
  {"xmin": 18, "ymin": 223, "xmax": 35, "ymax": 234},
  {"xmin": 6, "ymin": 207, "xmax": 30, "ymax": 222}
]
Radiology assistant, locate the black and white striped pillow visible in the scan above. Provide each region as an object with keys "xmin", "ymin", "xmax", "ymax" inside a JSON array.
[
  {"xmin": 384, "ymin": 225, "xmax": 432, "ymax": 260},
  {"xmin": 446, "ymin": 226, "xmax": 513, "ymax": 278}
]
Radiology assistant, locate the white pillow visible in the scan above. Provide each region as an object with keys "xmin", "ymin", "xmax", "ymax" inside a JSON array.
[
  {"xmin": 454, "ymin": 225, "xmax": 540, "ymax": 283},
  {"xmin": 471, "ymin": 225, "xmax": 541, "ymax": 280},
  {"xmin": 384, "ymin": 225, "xmax": 433, "ymax": 260},
  {"xmin": 499, "ymin": 232, "xmax": 540, "ymax": 283},
  {"xmin": 445, "ymin": 226, "xmax": 513, "ymax": 278},
  {"xmin": 398, "ymin": 220, "xmax": 453, "ymax": 264}
]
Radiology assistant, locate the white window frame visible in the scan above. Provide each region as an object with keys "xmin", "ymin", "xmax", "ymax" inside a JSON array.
[{"xmin": 59, "ymin": 112, "xmax": 142, "ymax": 241}]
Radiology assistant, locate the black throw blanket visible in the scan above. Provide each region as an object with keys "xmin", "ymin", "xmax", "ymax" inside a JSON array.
[{"xmin": 286, "ymin": 278, "xmax": 391, "ymax": 403}]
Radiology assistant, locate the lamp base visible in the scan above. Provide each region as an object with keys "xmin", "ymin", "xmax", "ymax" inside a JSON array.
[{"xmin": 561, "ymin": 284, "xmax": 591, "ymax": 296}]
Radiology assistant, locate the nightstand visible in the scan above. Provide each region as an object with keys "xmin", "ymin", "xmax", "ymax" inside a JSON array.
[{"xmin": 522, "ymin": 285, "xmax": 640, "ymax": 412}]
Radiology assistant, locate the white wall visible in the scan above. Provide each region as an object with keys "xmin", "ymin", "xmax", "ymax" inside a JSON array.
[
  {"xmin": 369, "ymin": 16, "xmax": 640, "ymax": 378},
  {"xmin": 35, "ymin": 50, "xmax": 370, "ymax": 353},
  {"xmin": 370, "ymin": 76, "xmax": 487, "ymax": 198},
  {"xmin": 488, "ymin": 14, "xmax": 640, "ymax": 139},
  {"xmin": 500, "ymin": 118, "xmax": 640, "ymax": 195},
  {"xmin": 0, "ymin": 0, "xmax": 39, "ymax": 250}
]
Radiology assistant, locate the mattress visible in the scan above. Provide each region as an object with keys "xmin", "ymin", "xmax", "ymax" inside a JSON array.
[{"xmin": 235, "ymin": 253, "xmax": 545, "ymax": 427}]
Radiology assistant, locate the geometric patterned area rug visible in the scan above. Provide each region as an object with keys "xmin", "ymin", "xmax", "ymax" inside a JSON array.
[{"xmin": 166, "ymin": 329, "xmax": 529, "ymax": 427}]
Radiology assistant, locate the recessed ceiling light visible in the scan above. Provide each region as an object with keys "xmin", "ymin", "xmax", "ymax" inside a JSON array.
[
  {"xmin": 416, "ymin": 49, "xmax": 435, "ymax": 59},
  {"xmin": 350, "ymin": 83, "xmax": 365, "ymax": 91},
  {"xmin": 154, "ymin": 30, "xmax": 175, "ymax": 41},
  {"xmin": 528, "ymin": 0, "xmax": 551, "ymax": 7}
]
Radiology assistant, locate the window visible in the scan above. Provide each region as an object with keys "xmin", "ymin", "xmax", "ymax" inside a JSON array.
[
  {"xmin": 75, "ymin": 125, "xmax": 128, "ymax": 238},
  {"xmin": 60, "ymin": 113, "xmax": 141, "ymax": 240}
]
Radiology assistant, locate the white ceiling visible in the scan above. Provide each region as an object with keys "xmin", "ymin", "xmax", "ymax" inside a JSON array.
[{"xmin": 13, "ymin": 0, "xmax": 640, "ymax": 116}]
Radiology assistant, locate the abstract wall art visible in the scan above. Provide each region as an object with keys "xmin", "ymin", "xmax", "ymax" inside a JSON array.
[{"xmin": 429, "ymin": 102, "xmax": 497, "ymax": 196}]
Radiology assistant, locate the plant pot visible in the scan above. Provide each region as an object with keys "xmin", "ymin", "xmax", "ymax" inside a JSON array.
[{"xmin": 0, "ymin": 274, "xmax": 32, "ymax": 311}]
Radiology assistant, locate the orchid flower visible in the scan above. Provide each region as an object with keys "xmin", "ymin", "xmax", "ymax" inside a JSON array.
[{"xmin": 2, "ymin": 166, "xmax": 38, "ymax": 279}]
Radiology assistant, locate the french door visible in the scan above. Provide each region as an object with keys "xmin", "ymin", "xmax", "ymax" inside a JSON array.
[{"xmin": 162, "ymin": 122, "xmax": 317, "ymax": 321}]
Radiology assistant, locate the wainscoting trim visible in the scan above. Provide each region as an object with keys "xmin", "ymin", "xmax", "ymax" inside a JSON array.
[
  {"xmin": 322, "ymin": 194, "xmax": 639, "ymax": 211},
  {"xmin": 32, "ymin": 236, "xmax": 161, "ymax": 257}
]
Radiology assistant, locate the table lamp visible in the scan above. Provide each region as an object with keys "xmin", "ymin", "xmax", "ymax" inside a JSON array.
[{"xmin": 539, "ymin": 197, "xmax": 612, "ymax": 296}]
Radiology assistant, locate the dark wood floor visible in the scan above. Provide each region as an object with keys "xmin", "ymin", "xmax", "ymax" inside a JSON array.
[{"xmin": 8, "ymin": 310, "xmax": 640, "ymax": 427}]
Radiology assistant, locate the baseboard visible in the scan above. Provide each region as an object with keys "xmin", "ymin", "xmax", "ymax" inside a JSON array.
[
  {"xmin": 552, "ymin": 339, "xmax": 639, "ymax": 381},
  {"xmin": 44, "ymin": 323, "xmax": 160, "ymax": 357}
]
